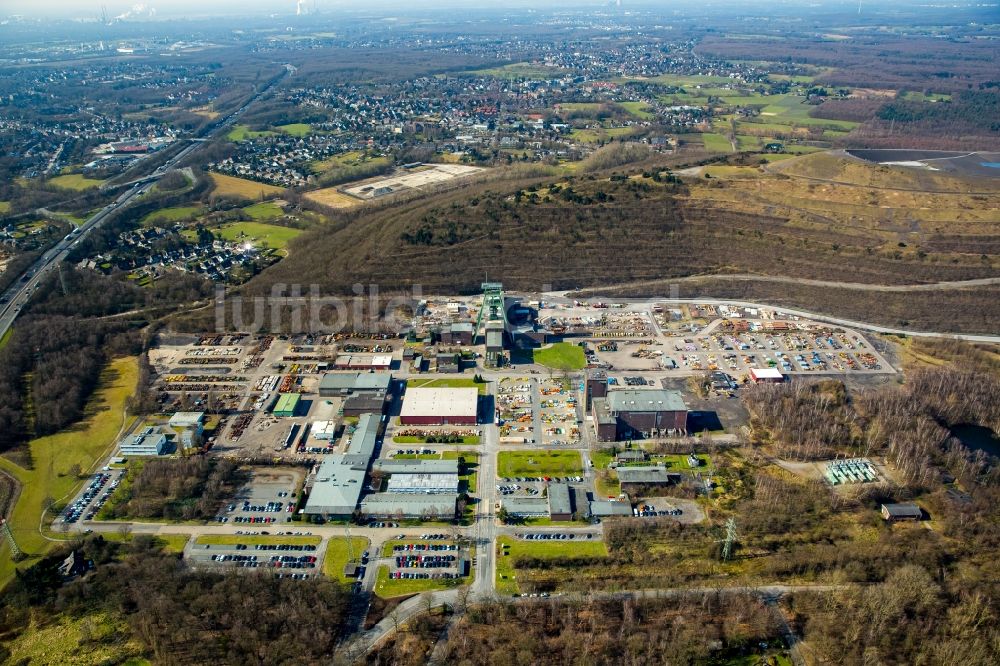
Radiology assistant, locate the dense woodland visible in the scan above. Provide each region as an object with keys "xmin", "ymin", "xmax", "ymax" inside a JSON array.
[
  {"xmin": 744, "ymin": 367, "xmax": 1000, "ymax": 488},
  {"xmin": 99, "ymin": 458, "xmax": 247, "ymax": 521},
  {"xmin": 0, "ymin": 267, "xmax": 211, "ymax": 454},
  {"xmin": 369, "ymin": 594, "xmax": 785, "ymax": 666},
  {"xmin": 0, "ymin": 536, "xmax": 352, "ymax": 665}
]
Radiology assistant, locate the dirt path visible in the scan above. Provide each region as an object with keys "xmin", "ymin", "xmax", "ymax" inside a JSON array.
[{"xmin": 572, "ymin": 273, "xmax": 1000, "ymax": 295}]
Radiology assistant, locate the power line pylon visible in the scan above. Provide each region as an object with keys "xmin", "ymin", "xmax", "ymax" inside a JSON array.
[{"xmin": 1, "ymin": 519, "xmax": 24, "ymax": 560}]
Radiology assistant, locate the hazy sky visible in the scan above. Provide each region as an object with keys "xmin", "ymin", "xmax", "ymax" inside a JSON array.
[
  {"xmin": 1, "ymin": 0, "xmax": 819, "ymax": 19},
  {"xmin": 4, "ymin": 0, "xmax": 605, "ymax": 17}
]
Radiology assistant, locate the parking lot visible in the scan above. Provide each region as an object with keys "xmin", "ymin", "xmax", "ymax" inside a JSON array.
[
  {"xmin": 61, "ymin": 469, "xmax": 125, "ymax": 524},
  {"xmin": 188, "ymin": 535, "xmax": 322, "ymax": 579},
  {"xmin": 215, "ymin": 468, "xmax": 303, "ymax": 526},
  {"xmin": 514, "ymin": 531, "xmax": 599, "ymax": 541},
  {"xmin": 382, "ymin": 537, "xmax": 468, "ymax": 582}
]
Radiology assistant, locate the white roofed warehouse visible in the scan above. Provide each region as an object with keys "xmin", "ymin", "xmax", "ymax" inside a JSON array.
[{"xmin": 400, "ymin": 387, "xmax": 479, "ymax": 425}]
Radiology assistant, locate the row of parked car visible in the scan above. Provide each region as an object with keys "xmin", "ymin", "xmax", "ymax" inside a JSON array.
[
  {"xmin": 395, "ymin": 554, "xmax": 457, "ymax": 568},
  {"xmin": 63, "ymin": 472, "xmax": 120, "ymax": 524},
  {"xmin": 390, "ymin": 571, "xmax": 463, "ymax": 580},
  {"xmin": 392, "ymin": 543, "xmax": 458, "ymax": 552},
  {"xmin": 499, "ymin": 476, "xmax": 584, "ymax": 483},
  {"xmin": 518, "ymin": 533, "xmax": 587, "ymax": 540}
]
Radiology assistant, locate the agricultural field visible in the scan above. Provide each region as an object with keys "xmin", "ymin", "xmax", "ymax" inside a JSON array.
[
  {"xmin": 243, "ymin": 201, "xmax": 284, "ymax": 221},
  {"xmin": 277, "ymin": 123, "xmax": 312, "ymax": 137},
  {"xmin": 309, "ymin": 151, "xmax": 390, "ymax": 175},
  {"xmin": 47, "ymin": 173, "xmax": 105, "ymax": 190},
  {"xmin": 529, "ymin": 342, "xmax": 587, "ymax": 370},
  {"xmin": 140, "ymin": 205, "xmax": 203, "ymax": 226},
  {"xmin": 208, "ymin": 172, "xmax": 283, "ymax": 199},
  {"xmin": 0, "ymin": 357, "xmax": 138, "ymax": 588},
  {"xmin": 215, "ymin": 221, "xmax": 302, "ymax": 250},
  {"xmin": 617, "ymin": 101, "xmax": 655, "ymax": 120},
  {"xmin": 322, "ymin": 536, "xmax": 370, "ymax": 582},
  {"xmin": 497, "ymin": 450, "xmax": 583, "ymax": 478},
  {"xmin": 304, "ymin": 186, "xmax": 363, "ymax": 209},
  {"xmin": 700, "ymin": 133, "xmax": 734, "ymax": 153},
  {"xmin": 570, "ymin": 127, "xmax": 636, "ymax": 144},
  {"xmin": 495, "ymin": 536, "xmax": 608, "ymax": 595},
  {"xmin": 226, "ymin": 124, "xmax": 277, "ymax": 141}
]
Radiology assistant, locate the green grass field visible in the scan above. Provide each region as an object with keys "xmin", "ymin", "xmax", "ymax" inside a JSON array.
[
  {"xmin": 141, "ymin": 205, "xmax": 202, "ymax": 226},
  {"xmin": 3, "ymin": 610, "xmax": 149, "ymax": 665},
  {"xmin": 618, "ymin": 101, "xmax": 655, "ymax": 120},
  {"xmin": 0, "ymin": 357, "xmax": 138, "ymax": 589},
  {"xmin": 530, "ymin": 342, "xmax": 586, "ymax": 370},
  {"xmin": 374, "ymin": 564, "xmax": 469, "ymax": 598},
  {"xmin": 322, "ymin": 536, "xmax": 370, "ymax": 581},
  {"xmin": 243, "ymin": 201, "xmax": 284, "ymax": 221},
  {"xmin": 0, "ymin": 201, "xmax": 10, "ymax": 213},
  {"xmin": 496, "ymin": 536, "xmax": 607, "ymax": 594},
  {"xmin": 48, "ymin": 173, "xmax": 105, "ymax": 190},
  {"xmin": 701, "ymin": 133, "xmax": 734, "ymax": 153},
  {"xmin": 570, "ymin": 127, "xmax": 636, "ymax": 144},
  {"xmin": 216, "ymin": 222, "xmax": 302, "ymax": 250},
  {"xmin": 226, "ymin": 124, "xmax": 277, "ymax": 141},
  {"xmin": 100, "ymin": 532, "xmax": 190, "ymax": 553},
  {"xmin": 497, "ymin": 450, "xmax": 583, "ymax": 478},
  {"xmin": 405, "ymin": 377, "xmax": 488, "ymax": 394},
  {"xmin": 277, "ymin": 123, "xmax": 312, "ymax": 137}
]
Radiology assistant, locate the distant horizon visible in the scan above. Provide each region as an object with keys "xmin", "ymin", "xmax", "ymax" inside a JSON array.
[{"xmin": 0, "ymin": 0, "xmax": 944, "ymax": 20}]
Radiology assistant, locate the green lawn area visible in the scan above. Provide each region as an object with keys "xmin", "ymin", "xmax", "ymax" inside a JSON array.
[
  {"xmin": 444, "ymin": 450, "xmax": 479, "ymax": 494},
  {"xmin": 405, "ymin": 377, "xmax": 488, "ymax": 395},
  {"xmin": 194, "ymin": 534, "xmax": 322, "ymax": 547},
  {"xmin": 48, "ymin": 173, "xmax": 105, "ymax": 190},
  {"xmin": 141, "ymin": 205, "xmax": 202, "ymax": 226},
  {"xmin": 322, "ymin": 536, "xmax": 370, "ymax": 581},
  {"xmin": 497, "ymin": 450, "xmax": 583, "ymax": 478},
  {"xmin": 277, "ymin": 123, "xmax": 312, "ymax": 137},
  {"xmin": 216, "ymin": 222, "xmax": 302, "ymax": 250},
  {"xmin": 618, "ymin": 101, "xmax": 655, "ymax": 120},
  {"xmin": 0, "ymin": 201, "xmax": 10, "ymax": 213},
  {"xmin": 309, "ymin": 152, "xmax": 391, "ymax": 175},
  {"xmin": 226, "ymin": 124, "xmax": 277, "ymax": 141},
  {"xmin": 496, "ymin": 536, "xmax": 608, "ymax": 595},
  {"xmin": 3, "ymin": 610, "xmax": 149, "ymax": 665},
  {"xmin": 0, "ymin": 357, "xmax": 139, "ymax": 589},
  {"xmin": 701, "ymin": 133, "xmax": 734, "ymax": 153},
  {"xmin": 101, "ymin": 532, "xmax": 190, "ymax": 553},
  {"xmin": 591, "ymin": 449, "xmax": 712, "ymax": 471},
  {"xmin": 570, "ymin": 127, "xmax": 636, "ymax": 144},
  {"xmin": 243, "ymin": 201, "xmax": 284, "ymax": 221},
  {"xmin": 530, "ymin": 342, "xmax": 587, "ymax": 370},
  {"xmin": 374, "ymin": 564, "xmax": 469, "ymax": 598}
]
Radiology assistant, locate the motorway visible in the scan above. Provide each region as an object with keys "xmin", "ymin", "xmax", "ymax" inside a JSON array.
[{"xmin": 0, "ymin": 65, "xmax": 292, "ymax": 343}]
